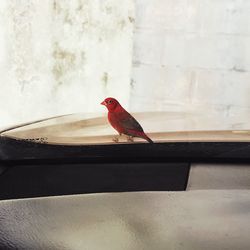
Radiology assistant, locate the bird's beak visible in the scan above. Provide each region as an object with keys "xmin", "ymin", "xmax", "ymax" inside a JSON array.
[{"xmin": 101, "ymin": 101, "xmax": 107, "ymax": 106}]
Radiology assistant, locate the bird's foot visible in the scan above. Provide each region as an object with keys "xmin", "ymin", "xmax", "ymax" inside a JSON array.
[
  {"xmin": 126, "ymin": 136, "xmax": 134, "ymax": 143},
  {"xmin": 112, "ymin": 137, "xmax": 119, "ymax": 143}
]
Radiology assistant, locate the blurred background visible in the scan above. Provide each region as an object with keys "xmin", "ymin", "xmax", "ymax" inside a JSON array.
[{"xmin": 0, "ymin": 0, "xmax": 249, "ymax": 129}]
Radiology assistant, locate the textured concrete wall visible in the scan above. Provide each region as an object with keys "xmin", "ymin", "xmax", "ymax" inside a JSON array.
[
  {"xmin": 1, "ymin": 1, "xmax": 250, "ymax": 130},
  {"xmin": 130, "ymin": 0, "xmax": 250, "ymax": 129},
  {"xmin": 0, "ymin": 0, "xmax": 134, "ymax": 128}
]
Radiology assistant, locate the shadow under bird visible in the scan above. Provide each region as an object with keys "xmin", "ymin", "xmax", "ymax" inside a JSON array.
[{"xmin": 101, "ymin": 97, "xmax": 153, "ymax": 143}]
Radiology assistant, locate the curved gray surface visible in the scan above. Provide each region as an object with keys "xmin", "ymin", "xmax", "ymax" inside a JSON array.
[
  {"xmin": 0, "ymin": 190, "xmax": 250, "ymax": 250},
  {"xmin": 187, "ymin": 164, "xmax": 250, "ymax": 190}
]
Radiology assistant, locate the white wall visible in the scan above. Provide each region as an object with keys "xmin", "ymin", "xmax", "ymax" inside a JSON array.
[
  {"xmin": 130, "ymin": 0, "xmax": 250, "ymax": 128},
  {"xmin": 1, "ymin": 0, "xmax": 250, "ymax": 130},
  {"xmin": 0, "ymin": 0, "xmax": 134, "ymax": 128}
]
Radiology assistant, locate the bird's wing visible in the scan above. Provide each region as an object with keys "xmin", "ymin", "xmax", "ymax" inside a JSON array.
[{"xmin": 117, "ymin": 112, "xmax": 144, "ymax": 132}]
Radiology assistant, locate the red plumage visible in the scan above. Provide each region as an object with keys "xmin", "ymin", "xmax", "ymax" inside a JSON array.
[{"xmin": 101, "ymin": 97, "xmax": 153, "ymax": 143}]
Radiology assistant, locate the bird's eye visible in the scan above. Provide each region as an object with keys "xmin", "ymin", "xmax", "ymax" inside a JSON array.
[{"xmin": 108, "ymin": 100, "xmax": 113, "ymax": 104}]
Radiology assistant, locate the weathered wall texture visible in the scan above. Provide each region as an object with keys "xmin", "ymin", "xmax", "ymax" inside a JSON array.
[
  {"xmin": 131, "ymin": 0, "xmax": 250, "ymax": 129},
  {"xmin": 0, "ymin": 0, "xmax": 134, "ymax": 128},
  {"xmin": 1, "ymin": 1, "xmax": 250, "ymax": 130}
]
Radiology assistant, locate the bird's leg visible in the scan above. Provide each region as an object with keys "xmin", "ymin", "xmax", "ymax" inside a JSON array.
[
  {"xmin": 112, "ymin": 133, "xmax": 122, "ymax": 143},
  {"xmin": 112, "ymin": 136, "xmax": 119, "ymax": 143},
  {"xmin": 126, "ymin": 136, "xmax": 134, "ymax": 142}
]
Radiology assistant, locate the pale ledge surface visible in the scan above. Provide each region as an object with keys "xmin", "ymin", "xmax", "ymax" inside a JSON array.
[{"xmin": 2, "ymin": 112, "xmax": 250, "ymax": 145}]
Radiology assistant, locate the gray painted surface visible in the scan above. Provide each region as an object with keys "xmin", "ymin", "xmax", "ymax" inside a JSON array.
[
  {"xmin": 187, "ymin": 164, "xmax": 250, "ymax": 190},
  {"xmin": 0, "ymin": 190, "xmax": 250, "ymax": 249}
]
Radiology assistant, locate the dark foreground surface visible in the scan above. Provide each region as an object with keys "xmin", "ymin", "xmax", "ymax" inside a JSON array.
[
  {"xmin": 1, "ymin": 136, "xmax": 250, "ymax": 162},
  {"xmin": 1, "ymin": 136, "xmax": 250, "ymax": 199}
]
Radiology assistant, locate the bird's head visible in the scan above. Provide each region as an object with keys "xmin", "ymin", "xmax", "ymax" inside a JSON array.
[{"xmin": 101, "ymin": 97, "xmax": 120, "ymax": 112}]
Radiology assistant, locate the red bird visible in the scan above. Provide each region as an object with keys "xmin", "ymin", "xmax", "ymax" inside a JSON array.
[{"xmin": 101, "ymin": 97, "xmax": 153, "ymax": 143}]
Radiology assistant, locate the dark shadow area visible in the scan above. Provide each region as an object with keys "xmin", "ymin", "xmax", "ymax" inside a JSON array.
[{"xmin": 0, "ymin": 162, "xmax": 190, "ymax": 200}]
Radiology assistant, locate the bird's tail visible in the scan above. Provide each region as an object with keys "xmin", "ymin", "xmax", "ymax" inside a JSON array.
[
  {"xmin": 128, "ymin": 129, "xmax": 154, "ymax": 144},
  {"xmin": 142, "ymin": 134, "xmax": 154, "ymax": 144}
]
